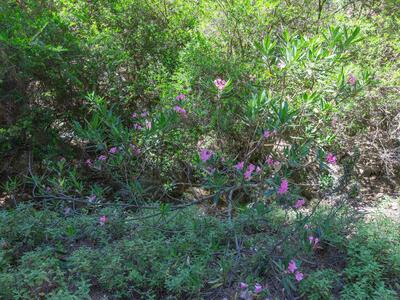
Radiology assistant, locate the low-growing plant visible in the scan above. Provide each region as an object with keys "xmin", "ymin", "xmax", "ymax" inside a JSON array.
[
  {"xmin": 341, "ymin": 217, "xmax": 400, "ymax": 299},
  {"xmin": 300, "ymin": 269, "xmax": 339, "ymax": 300}
]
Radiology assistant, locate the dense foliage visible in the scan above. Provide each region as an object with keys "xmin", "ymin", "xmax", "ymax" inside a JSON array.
[
  {"xmin": 0, "ymin": 0, "xmax": 399, "ymax": 299},
  {"xmin": 1, "ymin": 202, "xmax": 399, "ymax": 299}
]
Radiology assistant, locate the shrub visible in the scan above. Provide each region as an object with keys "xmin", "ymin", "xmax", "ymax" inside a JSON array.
[
  {"xmin": 300, "ymin": 269, "xmax": 339, "ymax": 300},
  {"xmin": 341, "ymin": 217, "xmax": 400, "ymax": 299}
]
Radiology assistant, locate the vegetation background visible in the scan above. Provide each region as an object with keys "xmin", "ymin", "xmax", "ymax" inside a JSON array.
[{"xmin": 0, "ymin": 0, "xmax": 399, "ymax": 299}]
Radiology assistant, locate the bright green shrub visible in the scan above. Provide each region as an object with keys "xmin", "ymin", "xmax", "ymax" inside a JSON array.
[
  {"xmin": 12, "ymin": 248, "xmax": 67, "ymax": 299},
  {"xmin": 299, "ymin": 269, "xmax": 339, "ymax": 300},
  {"xmin": 341, "ymin": 217, "xmax": 400, "ymax": 299}
]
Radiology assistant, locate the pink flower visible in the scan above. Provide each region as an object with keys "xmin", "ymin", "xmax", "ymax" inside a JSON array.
[
  {"xmin": 294, "ymin": 199, "xmax": 305, "ymax": 209},
  {"xmin": 214, "ymin": 78, "xmax": 227, "ymax": 90},
  {"xmin": 309, "ymin": 236, "xmax": 320, "ymax": 248},
  {"xmin": 173, "ymin": 105, "xmax": 188, "ymax": 118},
  {"xmin": 130, "ymin": 144, "xmax": 141, "ymax": 156},
  {"xmin": 266, "ymin": 155, "xmax": 280, "ymax": 168},
  {"xmin": 347, "ymin": 74, "xmax": 356, "ymax": 86},
  {"xmin": 133, "ymin": 123, "xmax": 142, "ymax": 130},
  {"xmin": 295, "ymin": 271, "xmax": 304, "ymax": 282},
  {"xmin": 145, "ymin": 119, "xmax": 152, "ymax": 129},
  {"xmin": 131, "ymin": 113, "xmax": 137, "ymax": 119},
  {"xmin": 239, "ymin": 282, "xmax": 248, "ymax": 289},
  {"xmin": 244, "ymin": 164, "xmax": 256, "ymax": 180},
  {"xmin": 97, "ymin": 155, "xmax": 107, "ymax": 161},
  {"xmin": 109, "ymin": 147, "xmax": 118, "ymax": 154},
  {"xmin": 256, "ymin": 166, "xmax": 262, "ymax": 173},
  {"xmin": 176, "ymin": 93, "xmax": 186, "ymax": 100},
  {"xmin": 326, "ymin": 152, "xmax": 337, "ymax": 164},
  {"xmin": 243, "ymin": 171, "xmax": 251, "ymax": 180},
  {"xmin": 287, "ymin": 260, "xmax": 297, "ymax": 273},
  {"xmin": 99, "ymin": 215, "xmax": 108, "ymax": 226},
  {"xmin": 277, "ymin": 179, "xmax": 289, "ymax": 195},
  {"xmin": 200, "ymin": 149, "xmax": 213, "ymax": 162},
  {"xmin": 277, "ymin": 60, "xmax": 286, "ymax": 69},
  {"xmin": 254, "ymin": 283, "xmax": 263, "ymax": 294},
  {"xmin": 141, "ymin": 111, "xmax": 149, "ymax": 117},
  {"xmin": 266, "ymin": 155, "xmax": 274, "ymax": 166},
  {"xmin": 263, "ymin": 130, "xmax": 272, "ymax": 138},
  {"xmin": 247, "ymin": 164, "xmax": 255, "ymax": 172},
  {"xmin": 85, "ymin": 159, "xmax": 93, "ymax": 167},
  {"xmin": 46, "ymin": 186, "xmax": 52, "ymax": 192},
  {"xmin": 234, "ymin": 161, "xmax": 244, "ymax": 170}
]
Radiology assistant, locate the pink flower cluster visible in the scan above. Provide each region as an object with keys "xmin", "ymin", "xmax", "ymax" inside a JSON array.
[
  {"xmin": 234, "ymin": 161, "xmax": 262, "ymax": 180},
  {"xmin": 133, "ymin": 123, "xmax": 142, "ymax": 130},
  {"xmin": 347, "ymin": 73, "xmax": 356, "ymax": 86},
  {"xmin": 200, "ymin": 149, "xmax": 213, "ymax": 162},
  {"xmin": 309, "ymin": 236, "xmax": 320, "ymax": 249},
  {"xmin": 326, "ymin": 152, "xmax": 336, "ymax": 164},
  {"xmin": 214, "ymin": 78, "xmax": 227, "ymax": 90},
  {"xmin": 293, "ymin": 198, "xmax": 305, "ymax": 209},
  {"xmin": 234, "ymin": 161, "xmax": 244, "ymax": 170},
  {"xmin": 145, "ymin": 119, "xmax": 152, "ymax": 129},
  {"xmin": 277, "ymin": 179, "xmax": 289, "ymax": 195},
  {"xmin": 263, "ymin": 130, "xmax": 272, "ymax": 138},
  {"xmin": 287, "ymin": 260, "xmax": 304, "ymax": 282},
  {"xmin": 239, "ymin": 282, "xmax": 263, "ymax": 294},
  {"xmin": 95, "ymin": 144, "xmax": 141, "ymax": 164},
  {"xmin": 266, "ymin": 155, "xmax": 280, "ymax": 168},
  {"xmin": 96, "ymin": 146, "xmax": 120, "ymax": 161},
  {"xmin": 98, "ymin": 155, "xmax": 107, "ymax": 161},
  {"xmin": 244, "ymin": 164, "xmax": 255, "ymax": 180},
  {"xmin": 244, "ymin": 164, "xmax": 261, "ymax": 180},
  {"xmin": 133, "ymin": 120, "xmax": 152, "ymax": 130},
  {"xmin": 176, "ymin": 93, "xmax": 186, "ymax": 101},
  {"xmin": 99, "ymin": 215, "xmax": 108, "ymax": 226},
  {"xmin": 130, "ymin": 144, "xmax": 141, "ymax": 156},
  {"xmin": 85, "ymin": 159, "xmax": 93, "ymax": 167},
  {"xmin": 109, "ymin": 147, "xmax": 118, "ymax": 154},
  {"xmin": 173, "ymin": 105, "xmax": 188, "ymax": 118},
  {"xmin": 131, "ymin": 111, "xmax": 149, "ymax": 119},
  {"xmin": 131, "ymin": 111, "xmax": 152, "ymax": 130}
]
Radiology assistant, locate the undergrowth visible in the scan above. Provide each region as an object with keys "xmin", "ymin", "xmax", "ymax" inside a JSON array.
[{"xmin": 0, "ymin": 202, "xmax": 398, "ymax": 299}]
